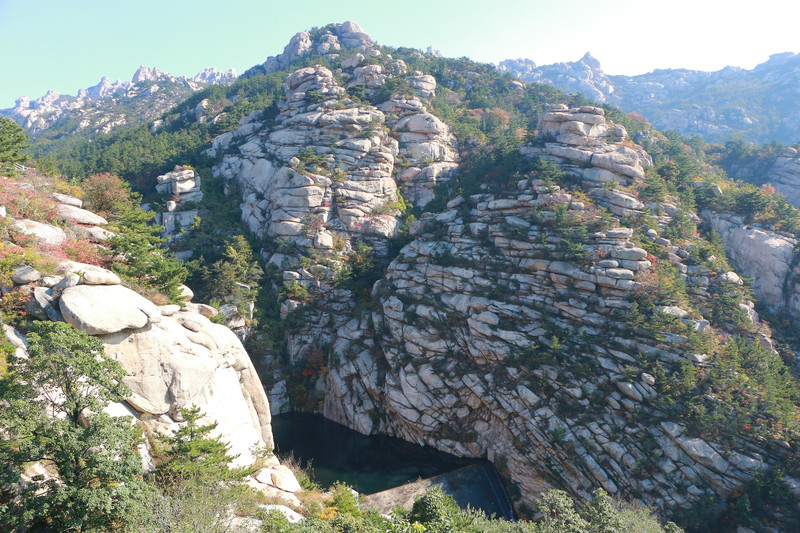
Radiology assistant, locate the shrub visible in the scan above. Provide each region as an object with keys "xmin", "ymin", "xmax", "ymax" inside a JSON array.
[{"xmin": 81, "ymin": 172, "xmax": 137, "ymax": 221}]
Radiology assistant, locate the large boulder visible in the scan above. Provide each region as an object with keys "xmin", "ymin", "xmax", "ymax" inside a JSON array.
[
  {"xmin": 59, "ymin": 284, "xmax": 160, "ymax": 335},
  {"xmin": 100, "ymin": 310, "xmax": 274, "ymax": 466},
  {"xmin": 12, "ymin": 219, "xmax": 67, "ymax": 245},
  {"xmin": 56, "ymin": 203, "xmax": 109, "ymax": 225}
]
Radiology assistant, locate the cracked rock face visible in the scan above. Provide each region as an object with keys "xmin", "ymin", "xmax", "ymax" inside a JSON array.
[
  {"xmin": 704, "ymin": 211, "xmax": 800, "ymax": 319},
  {"xmin": 320, "ymin": 181, "xmax": 781, "ymax": 513},
  {"xmin": 212, "ymin": 61, "xmax": 457, "ymax": 246},
  {"xmin": 308, "ymin": 107, "xmax": 783, "ymax": 515},
  {"xmin": 766, "ymin": 147, "xmax": 800, "ymax": 208}
]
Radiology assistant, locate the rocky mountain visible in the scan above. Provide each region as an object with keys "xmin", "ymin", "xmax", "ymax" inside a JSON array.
[
  {"xmin": 189, "ymin": 23, "xmax": 800, "ymax": 527},
  {"xmin": 0, "ymin": 65, "xmax": 236, "ymax": 136},
  {"xmin": 499, "ymin": 52, "xmax": 800, "ymax": 144},
  {"xmin": 14, "ymin": 20, "xmax": 800, "ymax": 531}
]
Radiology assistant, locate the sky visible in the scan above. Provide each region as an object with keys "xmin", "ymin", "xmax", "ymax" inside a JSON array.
[{"xmin": 2, "ymin": 0, "xmax": 800, "ymax": 108}]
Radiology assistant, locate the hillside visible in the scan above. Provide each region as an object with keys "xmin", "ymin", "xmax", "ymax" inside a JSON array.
[
  {"xmin": 499, "ymin": 52, "xmax": 800, "ymax": 145},
  {"xmin": 6, "ymin": 20, "xmax": 800, "ymax": 532}
]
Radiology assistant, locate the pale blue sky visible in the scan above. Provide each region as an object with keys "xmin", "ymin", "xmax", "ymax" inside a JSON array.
[{"xmin": 2, "ymin": 0, "xmax": 800, "ymax": 108}]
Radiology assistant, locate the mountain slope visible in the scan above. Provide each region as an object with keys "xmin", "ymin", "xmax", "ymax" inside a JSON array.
[
  {"xmin": 0, "ymin": 65, "xmax": 235, "ymax": 138},
  {"xmin": 499, "ymin": 52, "xmax": 800, "ymax": 144}
]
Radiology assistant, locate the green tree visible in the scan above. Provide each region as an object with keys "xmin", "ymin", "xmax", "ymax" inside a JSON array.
[
  {"xmin": 581, "ymin": 489, "xmax": 622, "ymax": 533},
  {"xmin": 0, "ymin": 321, "xmax": 149, "ymax": 532},
  {"xmin": 0, "ymin": 117, "xmax": 29, "ymax": 166},
  {"xmin": 200, "ymin": 235, "xmax": 262, "ymax": 312},
  {"xmin": 407, "ymin": 486, "xmax": 464, "ymax": 533},
  {"xmin": 145, "ymin": 407, "xmax": 254, "ymax": 533},
  {"xmin": 534, "ymin": 489, "xmax": 589, "ymax": 533},
  {"xmin": 108, "ymin": 207, "xmax": 187, "ymax": 304},
  {"xmin": 156, "ymin": 406, "xmax": 246, "ymax": 482}
]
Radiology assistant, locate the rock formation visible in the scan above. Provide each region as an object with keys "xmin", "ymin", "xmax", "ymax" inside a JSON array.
[
  {"xmin": 207, "ymin": 23, "xmax": 460, "ymax": 415},
  {"xmin": 764, "ymin": 147, "xmax": 800, "ymax": 207},
  {"xmin": 205, "ymin": 45, "xmax": 787, "ymax": 512},
  {"xmin": 704, "ymin": 211, "xmax": 800, "ymax": 319},
  {"xmin": 153, "ymin": 167, "xmax": 202, "ymax": 237},
  {"xmin": 318, "ymin": 106, "xmax": 779, "ymax": 514}
]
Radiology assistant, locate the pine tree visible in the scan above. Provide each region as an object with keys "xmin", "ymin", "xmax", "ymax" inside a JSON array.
[
  {"xmin": 0, "ymin": 117, "xmax": 29, "ymax": 166},
  {"xmin": 108, "ymin": 206, "xmax": 187, "ymax": 304},
  {"xmin": 157, "ymin": 406, "xmax": 246, "ymax": 482}
]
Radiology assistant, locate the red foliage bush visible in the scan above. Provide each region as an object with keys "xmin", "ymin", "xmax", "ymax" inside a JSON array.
[
  {"xmin": 0, "ymin": 177, "xmax": 57, "ymax": 223},
  {"xmin": 42, "ymin": 238, "xmax": 108, "ymax": 267}
]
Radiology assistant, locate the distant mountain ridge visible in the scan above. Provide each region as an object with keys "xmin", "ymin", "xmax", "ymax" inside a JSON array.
[
  {"xmin": 499, "ymin": 51, "xmax": 800, "ymax": 144},
  {"xmin": 0, "ymin": 65, "xmax": 236, "ymax": 136}
]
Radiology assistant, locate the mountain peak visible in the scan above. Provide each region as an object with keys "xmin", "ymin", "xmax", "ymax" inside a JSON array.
[
  {"xmin": 580, "ymin": 52, "xmax": 602, "ymax": 70},
  {"xmin": 246, "ymin": 21, "xmax": 376, "ymax": 77},
  {"xmin": 132, "ymin": 66, "xmax": 165, "ymax": 83}
]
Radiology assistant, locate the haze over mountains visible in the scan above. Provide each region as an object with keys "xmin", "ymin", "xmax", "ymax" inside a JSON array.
[
  {"xmin": 10, "ymin": 45, "xmax": 800, "ymax": 149},
  {"xmin": 0, "ymin": 65, "xmax": 235, "ymax": 136},
  {"xmin": 499, "ymin": 51, "xmax": 800, "ymax": 144}
]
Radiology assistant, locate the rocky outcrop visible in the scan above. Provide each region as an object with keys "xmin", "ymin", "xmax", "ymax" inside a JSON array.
[
  {"xmin": 281, "ymin": 102, "xmax": 780, "ymax": 516},
  {"xmin": 1, "ymin": 178, "xmax": 299, "ymax": 502},
  {"xmin": 210, "ymin": 30, "xmax": 457, "ymax": 263},
  {"xmin": 208, "ymin": 27, "xmax": 460, "ymax": 418},
  {"xmin": 705, "ymin": 211, "xmax": 800, "ymax": 318},
  {"xmin": 523, "ymin": 104, "xmax": 652, "ymax": 216},
  {"xmin": 246, "ymin": 21, "xmax": 373, "ymax": 77},
  {"xmin": 764, "ymin": 147, "xmax": 800, "ymax": 208},
  {"xmin": 6, "ymin": 259, "xmax": 274, "ymax": 467},
  {"xmin": 153, "ymin": 167, "xmax": 202, "ymax": 237},
  {"xmin": 320, "ymin": 173, "xmax": 778, "ymax": 513}
]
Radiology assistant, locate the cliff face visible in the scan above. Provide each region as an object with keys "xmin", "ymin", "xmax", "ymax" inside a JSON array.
[
  {"xmin": 204, "ymin": 44, "xmax": 793, "ymax": 512},
  {"xmin": 704, "ymin": 211, "xmax": 800, "ymax": 319},
  {"xmin": 320, "ymin": 107, "xmax": 785, "ymax": 513}
]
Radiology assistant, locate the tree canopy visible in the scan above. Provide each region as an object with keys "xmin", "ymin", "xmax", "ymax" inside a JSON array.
[{"xmin": 0, "ymin": 321, "xmax": 150, "ymax": 532}]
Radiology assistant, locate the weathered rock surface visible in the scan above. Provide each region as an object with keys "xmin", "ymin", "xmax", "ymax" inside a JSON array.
[
  {"xmin": 704, "ymin": 212, "xmax": 800, "ymax": 317},
  {"xmin": 100, "ymin": 309, "xmax": 273, "ymax": 466},
  {"xmin": 317, "ymin": 178, "xmax": 779, "ymax": 514},
  {"xmin": 155, "ymin": 168, "xmax": 203, "ymax": 203},
  {"xmin": 56, "ymin": 203, "xmax": 108, "ymax": 225},
  {"xmin": 253, "ymin": 100, "xmax": 781, "ymax": 516},
  {"xmin": 11, "ymin": 219, "xmax": 67, "ymax": 244},
  {"xmin": 153, "ymin": 167, "xmax": 203, "ymax": 238},
  {"xmin": 59, "ymin": 284, "xmax": 158, "ymax": 335},
  {"xmin": 763, "ymin": 147, "xmax": 800, "ymax": 208}
]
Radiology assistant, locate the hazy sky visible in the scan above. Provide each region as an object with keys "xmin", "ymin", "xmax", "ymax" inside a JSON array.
[{"xmin": 2, "ymin": 0, "xmax": 800, "ymax": 108}]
